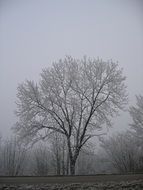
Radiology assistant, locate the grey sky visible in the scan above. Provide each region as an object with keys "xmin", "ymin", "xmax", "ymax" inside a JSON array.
[{"xmin": 0, "ymin": 0, "xmax": 143, "ymax": 137}]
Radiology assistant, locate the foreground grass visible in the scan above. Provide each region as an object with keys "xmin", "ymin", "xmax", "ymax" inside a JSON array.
[
  {"xmin": 0, "ymin": 180, "xmax": 143, "ymax": 190},
  {"xmin": 1, "ymin": 174, "xmax": 143, "ymax": 184}
]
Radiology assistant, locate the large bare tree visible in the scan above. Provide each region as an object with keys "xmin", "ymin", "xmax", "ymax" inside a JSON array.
[{"xmin": 14, "ymin": 56, "xmax": 127, "ymax": 174}]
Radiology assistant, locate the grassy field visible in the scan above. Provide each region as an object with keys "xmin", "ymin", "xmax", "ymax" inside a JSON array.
[
  {"xmin": 0, "ymin": 174, "xmax": 143, "ymax": 184},
  {"xmin": 0, "ymin": 180, "xmax": 143, "ymax": 189}
]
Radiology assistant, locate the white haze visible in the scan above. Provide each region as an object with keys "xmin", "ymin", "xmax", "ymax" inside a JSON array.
[{"xmin": 0, "ymin": 0, "xmax": 143, "ymax": 137}]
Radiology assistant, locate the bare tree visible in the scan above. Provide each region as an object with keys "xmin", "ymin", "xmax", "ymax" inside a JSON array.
[
  {"xmin": 0, "ymin": 134, "xmax": 3, "ymax": 175},
  {"xmin": 50, "ymin": 132, "xmax": 69, "ymax": 175},
  {"xmin": 32, "ymin": 144, "xmax": 51, "ymax": 176},
  {"xmin": 129, "ymin": 95, "xmax": 143, "ymax": 171},
  {"xmin": 100, "ymin": 132, "xmax": 140, "ymax": 173},
  {"xmin": 76, "ymin": 148, "xmax": 96, "ymax": 175},
  {"xmin": 1, "ymin": 137, "xmax": 27, "ymax": 176},
  {"xmin": 14, "ymin": 56, "xmax": 127, "ymax": 174},
  {"xmin": 129, "ymin": 95, "xmax": 143, "ymax": 139}
]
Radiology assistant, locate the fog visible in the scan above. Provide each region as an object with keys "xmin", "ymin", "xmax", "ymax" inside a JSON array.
[{"xmin": 0, "ymin": 0, "xmax": 143, "ymax": 137}]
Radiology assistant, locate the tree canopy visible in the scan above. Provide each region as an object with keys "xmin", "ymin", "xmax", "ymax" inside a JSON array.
[{"xmin": 14, "ymin": 56, "xmax": 128, "ymax": 174}]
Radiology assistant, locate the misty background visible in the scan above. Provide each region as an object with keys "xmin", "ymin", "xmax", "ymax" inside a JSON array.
[{"xmin": 0, "ymin": 0, "xmax": 143, "ymax": 137}]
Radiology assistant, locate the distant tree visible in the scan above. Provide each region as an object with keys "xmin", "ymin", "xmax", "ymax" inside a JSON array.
[
  {"xmin": 32, "ymin": 144, "xmax": 51, "ymax": 176},
  {"xmin": 129, "ymin": 95, "xmax": 143, "ymax": 139},
  {"xmin": 0, "ymin": 133, "xmax": 2, "ymax": 142},
  {"xmin": 1, "ymin": 137, "xmax": 27, "ymax": 176},
  {"xmin": 76, "ymin": 147, "xmax": 113, "ymax": 175},
  {"xmin": 129, "ymin": 95, "xmax": 143, "ymax": 171},
  {"xmin": 50, "ymin": 133, "xmax": 68, "ymax": 175},
  {"xmin": 0, "ymin": 133, "xmax": 2, "ymax": 149},
  {"xmin": 0, "ymin": 134, "xmax": 2, "ymax": 174},
  {"xmin": 14, "ymin": 56, "xmax": 128, "ymax": 174},
  {"xmin": 76, "ymin": 148, "xmax": 96, "ymax": 174},
  {"xmin": 101, "ymin": 132, "xmax": 141, "ymax": 173}
]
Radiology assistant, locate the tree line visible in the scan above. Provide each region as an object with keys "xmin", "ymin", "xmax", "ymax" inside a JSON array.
[{"xmin": 0, "ymin": 129, "xmax": 143, "ymax": 175}]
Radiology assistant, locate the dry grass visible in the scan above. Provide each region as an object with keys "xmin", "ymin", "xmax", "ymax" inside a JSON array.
[{"xmin": 0, "ymin": 180, "xmax": 143, "ymax": 190}]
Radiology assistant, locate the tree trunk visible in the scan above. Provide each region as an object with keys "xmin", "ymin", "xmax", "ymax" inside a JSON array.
[
  {"xmin": 67, "ymin": 137, "xmax": 80, "ymax": 175},
  {"xmin": 56, "ymin": 156, "xmax": 61, "ymax": 175},
  {"xmin": 66, "ymin": 152, "xmax": 70, "ymax": 175},
  {"xmin": 70, "ymin": 159, "xmax": 76, "ymax": 175}
]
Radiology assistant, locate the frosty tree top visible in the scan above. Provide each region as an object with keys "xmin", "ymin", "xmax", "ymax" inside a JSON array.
[{"xmin": 14, "ymin": 56, "xmax": 128, "ymax": 174}]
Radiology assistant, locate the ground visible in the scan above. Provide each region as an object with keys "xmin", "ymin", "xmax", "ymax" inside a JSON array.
[{"xmin": 0, "ymin": 174, "xmax": 143, "ymax": 189}]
